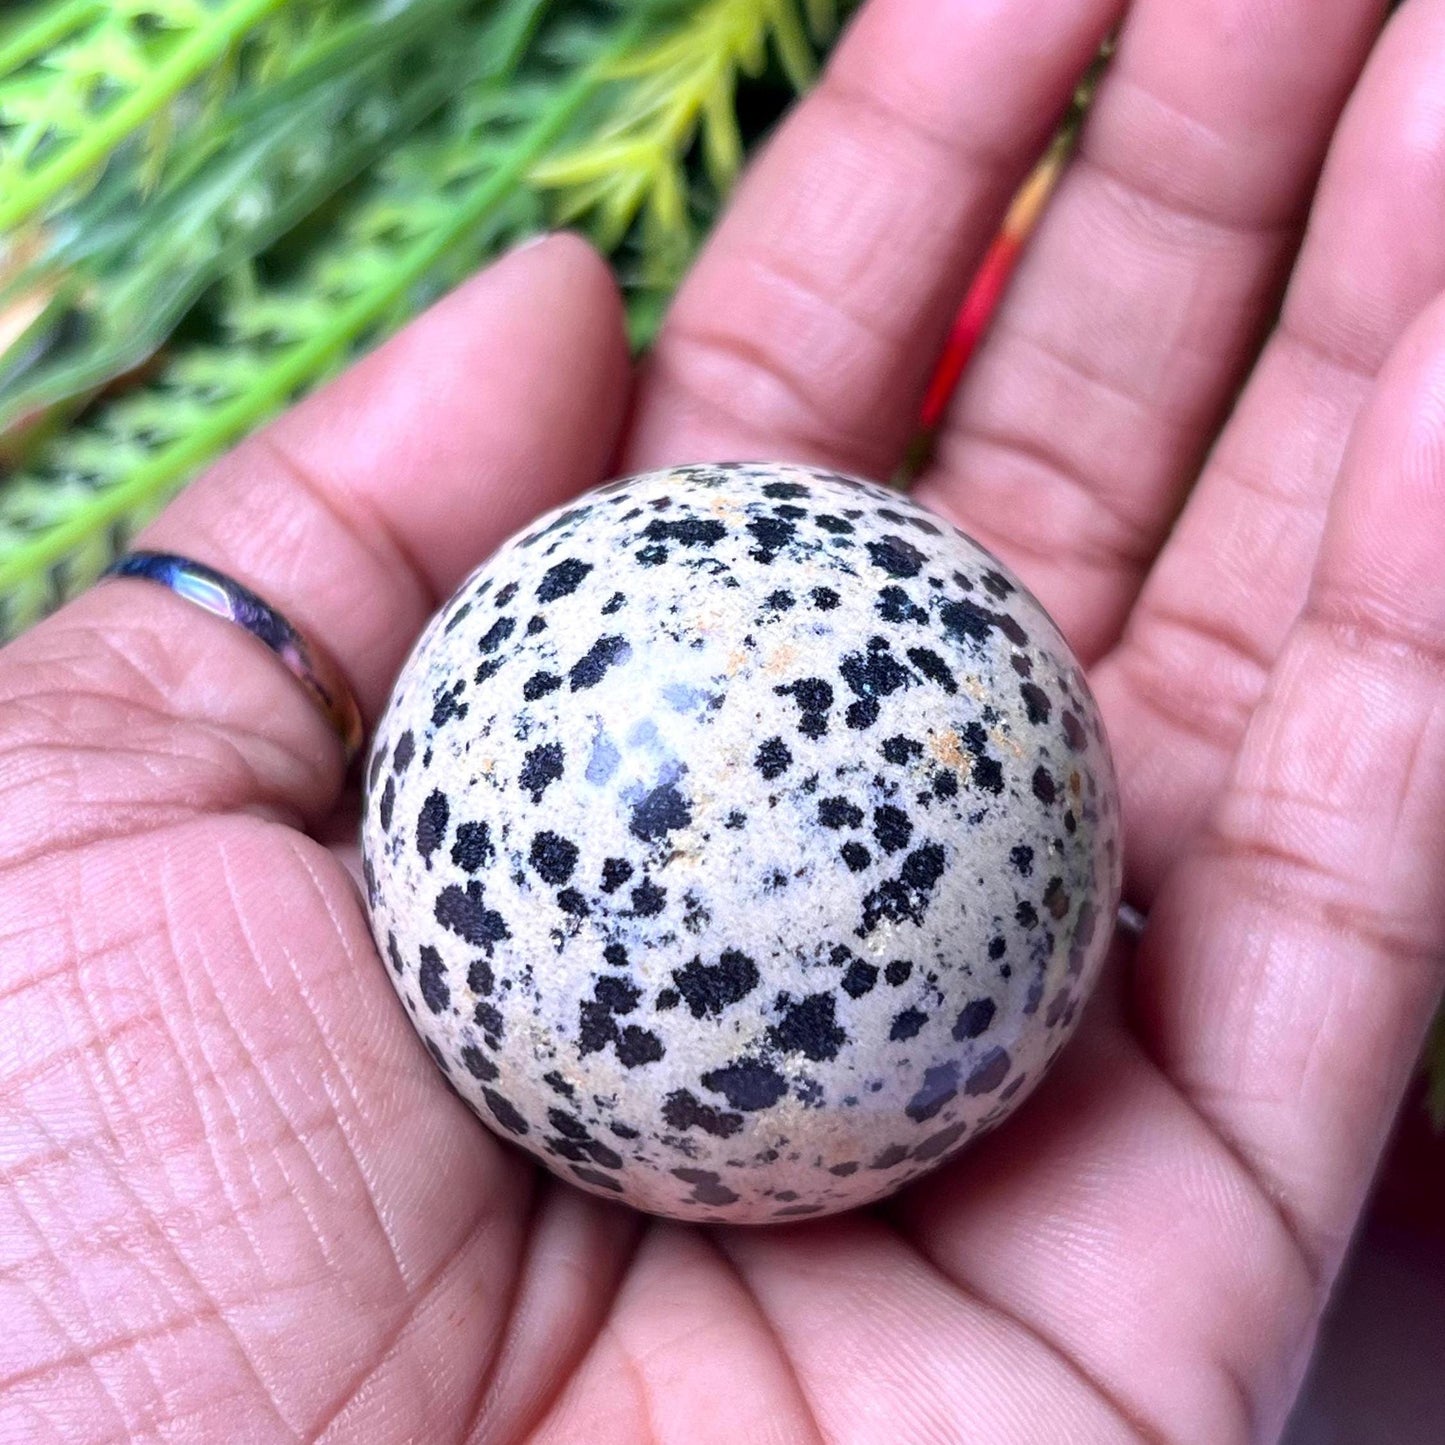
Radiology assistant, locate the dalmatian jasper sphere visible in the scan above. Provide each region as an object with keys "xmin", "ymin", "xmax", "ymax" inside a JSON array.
[{"xmin": 361, "ymin": 462, "xmax": 1121, "ymax": 1223}]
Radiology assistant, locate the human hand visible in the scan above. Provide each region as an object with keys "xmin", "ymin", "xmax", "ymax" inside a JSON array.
[{"xmin": 5, "ymin": 0, "xmax": 1444, "ymax": 1439}]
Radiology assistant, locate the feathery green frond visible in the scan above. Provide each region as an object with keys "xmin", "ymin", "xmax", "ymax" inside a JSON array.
[
  {"xmin": 0, "ymin": 2, "xmax": 639, "ymax": 638},
  {"xmin": 0, "ymin": 0, "xmax": 482, "ymax": 439},
  {"xmin": 0, "ymin": 0, "xmax": 310, "ymax": 232}
]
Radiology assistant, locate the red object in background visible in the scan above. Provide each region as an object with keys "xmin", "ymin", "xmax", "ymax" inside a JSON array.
[{"xmin": 918, "ymin": 139, "xmax": 1067, "ymax": 433}]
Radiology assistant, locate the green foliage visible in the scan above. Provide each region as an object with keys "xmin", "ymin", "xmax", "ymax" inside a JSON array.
[{"xmin": 0, "ymin": 0, "xmax": 840, "ymax": 637}]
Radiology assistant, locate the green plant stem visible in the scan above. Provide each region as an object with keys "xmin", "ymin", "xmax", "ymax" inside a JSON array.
[
  {"xmin": 0, "ymin": 0, "xmax": 291, "ymax": 232},
  {"xmin": 0, "ymin": 0, "xmax": 103, "ymax": 79},
  {"xmin": 0, "ymin": 10, "xmax": 645, "ymax": 598}
]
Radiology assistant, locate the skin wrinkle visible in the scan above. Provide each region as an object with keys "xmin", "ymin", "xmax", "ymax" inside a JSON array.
[{"xmin": 245, "ymin": 837, "xmax": 411, "ymax": 1290}]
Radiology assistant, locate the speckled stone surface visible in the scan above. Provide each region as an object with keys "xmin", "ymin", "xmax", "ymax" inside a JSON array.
[{"xmin": 360, "ymin": 462, "xmax": 1121, "ymax": 1222}]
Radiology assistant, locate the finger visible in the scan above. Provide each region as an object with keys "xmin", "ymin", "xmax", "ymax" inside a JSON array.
[
  {"xmin": 624, "ymin": 0, "xmax": 1121, "ymax": 479},
  {"xmin": 1092, "ymin": 0, "xmax": 1445, "ymax": 901},
  {"xmin": 0, "ymin": 237, "xmax": 629, "ymax": 850},
  {"xmin": 912, "ymin": 0, "xmax": 1386, "ymax": 663},
  {"xmin": 1139, "ymin": 290, "xmax": 1445, "ymax": 1281},
  {"xmin": 895, "ymin": 989, "xmax": 1318, "ymax": 1444}
]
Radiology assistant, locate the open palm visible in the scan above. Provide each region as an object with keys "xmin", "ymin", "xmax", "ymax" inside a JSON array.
[{"xmin": 7, "ymin": 1, "xmax": 1445, "ymax": 1440}]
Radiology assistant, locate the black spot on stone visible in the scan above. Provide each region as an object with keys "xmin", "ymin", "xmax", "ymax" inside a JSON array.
[
  {"xmin": 933, "ymin": 770, "xmax": 959, "ymax": 799},
  {"xmin": 478, "ymin": 616, "xmax": 515, "ymax": 654},
  {"xmin": 615, "ymin": 1026, "xmax": 666, "ymax": 1067},
  {"xmin": 418, "ymin": 945, "xmax": 449, "ymax": 1014},
  {"xmin": 747, "ymin": 513, "xmax": 796, "ymax": 561},
  {"xmin": 883, "ymin": 734, "xmax": 924, "ymax": 765},
  {"xmin": 594, "ymin": 976, "xmax": 640, "ymax": 1015},
  {"xmin": 913, "ymin": 1119, "xmax": 968, "ymax": 1161},
  {"xmin": 600, "ymin": 857, "xmax": 634, "ymax": 893},
  {"xmin": 829, "ymin": 1161, "xmax": 859, "ymax": 1176},
  {"xmin": 416, "ymin": 789, "xmax": 449, "ymax": 863},
  {"xmin": 569, "ymin": 634, "xmax": 631, "ymax": 691},
  {"xmin": 473, "ymin": 658, "xmax": 503, "ymax": 687},
  {"xmin": 529, "ymin": 830, "xmax": 578, "ymax": 885},
  {"xmin": 610, "ymin": 1120, "xmax": 640, "ymax": 1139},
  {"xmin": 392, "ymin": 731, "xmax": 415, "ymax": 774},
  {"xmin": 630, "ymin": 781, "xmax": 692, "ymax": 841},
  {"xmin": 523, "ymin": 670, "xmax": 561, "ymax": 701},
  {"xmin": 636, "ymin": 543, "xmax": 668, "ymax": 566},
  {"xmin": 673, "ymin": 948, "xmax": 760, "ymax": 1019},
  {"xmin": 645, "ymin": 516, "xmax": 727, "ymax": 546},
  {"xmin": 755, "ymin": 736, "xmax": 792, "ymax": 779},
  {"xmin": 543, "ymin": 1071, "xmax": 574, "ymax": 1098},
  {"xmin": 630, "ymin": 878, "xmax": 667, "ymax": 916},
  {"xmin": 571, "ymin": 1164, "xmax": 624, "ymax": 1193},
  {"xmin": 386, "ymin": 933, "xmax": 404, "ymax": 975},
  {"xmin": 724, "ymin": 810, "xmax": 747, "ymax": 830},
  {"xmin": 526, "ymin": 615, "xmax": 546, "ymax": 636},
  {"xmin": 537, "ymin": 557, "xmax": 593, "ymax": 601},
  {"xmin": 885, "ymin": 958, "xmax": 913, "ymax": 986},
  {"xmin": 1032, "ymin": 766, "xmax": 1057, "ymax": 805},
  {"xmin": 557, "ymin": 888, "xmax": 589, "ymax": 917},
  {"xmin": 495, "ymin": 582, "xmax": 518, "ymax": 606},
  {"xmin": 548, "ymin": 1108, "xmax": 588, "ymax": 1140},
  {"xmin": 818, "ymin": 796, "xmax": 864, "ymax": 829},
  {"xmin": 866, "ymin": 534, "xmax": 926, "ymax": 578},
  {"xmin": 872, "ymin": 805, "xmax": 913, "ymax": 854},
  {"xmin": 367, "ymin": 741, "xmax": 388, "ymax": 792},
  {"xmin": 889, "ymin": 1007, "xmax": 927, "ymax": 1041},
  {"xmin": 424, "ymin": 1038, "xmax": 450, "ymax": 1075},
  {"xmin": 443, "ymin": 602, "xmax": 472, "ymax": 634},
  {"xmin": 900, "ymin": 843, "xmax": 945, "ymax": 892},
  {"xmin": 953, "ymin": 998, "xmax": 997, "ymax": 1040},
  {"xmin": 1009, "ymin": 843, "xmax": 1034, "ymax": 876},
  {"xmin": 474, "ymin": 1000, "xmax": 504, "ymax": 1040},
  {"xmin": 776, "ymin": 676, "xmax": 833, "ymax": 713},
  {"xmin": 982, "ymin": 569, "xmax": 1015, "ymax": 599},
  {"xmin": 842, "ymin": 959, "xmax": 879, "ymax": 998},
  {"xmin": 1017, "ymin": 900, "xmax": 1039, "ymax": 929},
  {"xmin": 763, "ymin": 479, "xmax": 809, "ymax": 500},
  {"xmin": 906, "ymin": 1061, "xmax": 960, "ymax": 1122},
  {"xmin": 988, "ymin": 935, "xmax": 1007, "ymax": 961},
  {"xmin": 519, "ymin": 742, "xmax": 564, "ymax": 802},
  {"xmin": 769, "ymin": 993, "xmax": 846, "ymax": 1062},
  {"xmin": 841, "ymin": 841, "xmax": 872, "ymax": 872},
  {"xmin": 701, "ymin": 1059, "xmax": 789, "ymax": 1111},
  {"xmin": 877, "ymin": 585, "xmax": 927, "ymax": 624},
  {"xmin": 460, "ymin": 1044, "xmax": 497, "ymax": 1081},
  {"xmin": 1062, "ymin": 710, "xmax": 1087, "ymax": 750},
  {"xmin": 814, "ymin": 513, "xmax": 854, "ymax": 535},
  {"xmin": 907, "ymin": 646, "xmax": 957, "ymax": 694},
  {"xmin": 940, "ymin": 597, "xmax": 1026, "ymax": 648},
  {"xmin": 1020, "ymin": 681, "xmax": 1051, "ymax": 725},
  {"xmin": 870, "ymin": 1143, "xmax": 909, "ymax": 1170},
  {"xmin": 846, "ymin": 697, "xmax": 880, "ymax": 730},
  {"xmin": 451, "ymin": 821, "xmax": 494, "ymax": 873},
  {"xmin": 662, "ymin": 1089, "xmax": 743, "ymax": 1138},
  {"xmin": 656, "ymin": 988, "xmax": 680, "ymax": 1011},
  {"xmin": 672, "ymin": 1167, "xmax": 738, "ymax": 1206},
  {"xmin": 468, "ymin": 957, "xmax": 495, "ymax": 995},
  {"xmin": 482, "ymin": 1088, "xmax": 529, "ymax": 1135},
  {"xmin": 765, "ymin": 589, "xmax": 795, "ymax": 611},
  {"xmin": 377, "ymin": 777, "xmax": 395, "ymax": 832},
  {"xmin": 436, "ymin": 881, "xmax": 510, "ymax": 951},
  {"xmin": 811, "ymin": 586, "xmax": 841, "ymax": 609},
  {"xmin": 964, "ymin": 1046, "xmax": 1011, "ymax": 1095},
  {"xmin": 840, "ymin": 636, "xmax": 911, "ymax": 701},
  {"xmin": 601, "ymin": 591, "xmax": 626, "ymax": 615}
]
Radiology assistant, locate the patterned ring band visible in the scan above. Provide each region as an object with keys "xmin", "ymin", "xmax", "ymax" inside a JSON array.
[{"xmin": 102, "ymin": 551, "xmax": 364, "ymax": 767}]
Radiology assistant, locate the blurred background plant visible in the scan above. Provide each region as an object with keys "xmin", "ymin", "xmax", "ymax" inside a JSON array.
[{"xmin": 0, "ymin": 0, "xmax": 1440, "ymax": 1122}]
